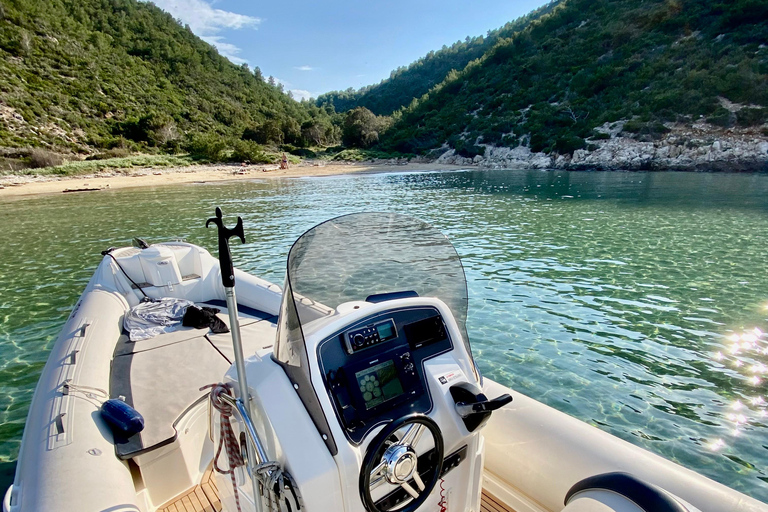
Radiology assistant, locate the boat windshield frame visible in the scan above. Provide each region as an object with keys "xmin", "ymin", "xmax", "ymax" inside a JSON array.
[{"xmin": 274, "ymin": 212, "xmax": 474, "ymax": 372}]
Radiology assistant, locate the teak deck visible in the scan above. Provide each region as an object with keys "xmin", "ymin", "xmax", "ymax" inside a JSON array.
[
  {"xmin": 481, "ymin": 489, "xmax": 517, "ymax": 512},
  {"xmin": 158, "ymin": 468, "xmax": 222, "ymax": 512},
  {"xmin": 159, "ymin": 470, "xmax": 514, "ymax": 512}
]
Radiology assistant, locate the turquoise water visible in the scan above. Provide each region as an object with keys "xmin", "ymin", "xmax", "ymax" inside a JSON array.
[{"xmin": 1, "ymin": 169, "xmax": 768, "ymax": 502}]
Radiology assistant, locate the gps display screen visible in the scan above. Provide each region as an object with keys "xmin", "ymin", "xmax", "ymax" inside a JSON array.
[
  {"xmin": 355, "ymin": 360, "xmax": 405, "ymax": 410},
  {"xmin": 375, "ymin": 320, "xmax": 396, "ymax": 341}
]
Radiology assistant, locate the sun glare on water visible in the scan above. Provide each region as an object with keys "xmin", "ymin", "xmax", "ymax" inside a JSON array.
[{"xmin": 710, "ymin": 326, "xmax": 768, "ymax": 450}]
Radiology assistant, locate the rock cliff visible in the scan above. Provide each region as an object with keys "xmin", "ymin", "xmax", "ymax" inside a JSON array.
[{"xmin": 436, "ymin": 122, "xmax": 768, "ymax": 172}]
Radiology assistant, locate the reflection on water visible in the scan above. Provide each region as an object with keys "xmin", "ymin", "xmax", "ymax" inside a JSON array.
[
  {"xmin": 713, "ymin": 328, "xmax": 768, "ymax": 442},
  {"xmin": 1, "ymin": 169, "xmax": 768, "ymax": 501}
]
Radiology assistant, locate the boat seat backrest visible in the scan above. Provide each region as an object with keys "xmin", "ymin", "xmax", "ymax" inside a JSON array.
[
  {"xmin": 109, "ymin": 247, "xmax": 147, "ymax": 286},
  {"xmin": 110, "ymin": 244, "xmax": 206, "ymax": 297},
  {"xmin": 136, "ymin": 245, "xmax": 183, "ymax": 287},
  {"xmin": 167, "ymin": 244, "xmax": 204, "ymax": 280},
  {"xmin": 563, "ymin": 472, "xmax": 698, "ymax": 512}
]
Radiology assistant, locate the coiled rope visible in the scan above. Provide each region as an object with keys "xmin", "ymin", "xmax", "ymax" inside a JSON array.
[
  {"xmin": 203, "ymin": 383, "xmax": 301, "ymax": 512},
  {"xmin": 205, "ymin": 383, "xmax": 245, "ymax": 512}
]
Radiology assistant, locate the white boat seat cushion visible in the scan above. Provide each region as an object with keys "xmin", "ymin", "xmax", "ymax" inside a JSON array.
[
  {"xmin": 207, "ymin": 317, "xmax": 277, "ymax": 363},
  {"xmin": 113, "ymin": 328, "xmax": 204, "ymax": 356},
  {"xmin": 114, "ymin": 301, "xmax": 276, "ymax": 357}
]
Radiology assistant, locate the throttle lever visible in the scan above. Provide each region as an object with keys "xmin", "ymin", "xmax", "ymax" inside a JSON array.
[{"xmin": 455, "ymin": 394, "xmax": 513, "ymax": 418}]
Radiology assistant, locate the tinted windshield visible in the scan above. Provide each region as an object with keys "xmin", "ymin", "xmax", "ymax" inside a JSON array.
[{"xmin": 275, "ymin": 213, "xmax": 471, "ymax": 366}]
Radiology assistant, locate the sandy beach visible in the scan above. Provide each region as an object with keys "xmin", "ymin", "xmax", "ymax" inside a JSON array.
[{"xmin": 0, "ymin": 161, "xmax": 472, "ymax": 198}]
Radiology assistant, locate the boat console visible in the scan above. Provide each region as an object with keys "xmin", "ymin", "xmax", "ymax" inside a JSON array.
[
  {"xmin": 215, "ymin": 213, "xmax": 511, "ymax": 512},
  {"xmin": 319, "ymin": 306, "xmax": 450, "ymax": 444}
]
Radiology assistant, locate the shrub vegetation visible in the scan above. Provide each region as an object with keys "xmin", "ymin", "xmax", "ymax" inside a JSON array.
[
  {"xmin": 376, "ymin": 0, "xmax": 768, "ymax": 156},
  {"xmin": 0, "ymin": 0, "xmax": 342, "ymax": 156}
]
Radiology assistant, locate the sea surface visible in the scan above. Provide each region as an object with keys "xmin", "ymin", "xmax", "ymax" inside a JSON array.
[{"xmin": 1, "ymin": 169, "xmax": 768, "ymax": 502}]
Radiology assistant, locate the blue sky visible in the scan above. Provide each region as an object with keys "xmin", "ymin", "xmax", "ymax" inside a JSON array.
[{"xmin": 150, "ymin": 0, "xmax": 550, "ymax": 101}]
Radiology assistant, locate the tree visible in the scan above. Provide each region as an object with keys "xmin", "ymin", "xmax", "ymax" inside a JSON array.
[
  {"xmin": 301, "ymin": 118, "xmax": 338, "ymax": 146},
  {"xmin": 342, "ymin": 107, "xmax": 387, "ymax": 148},
  {"xmin": 281, "ymin": 117, "xmax": 301, "ymax": 145},
  {"xmin": 243, "ymin": 120, "xmax": 283, "ymax": 145}
]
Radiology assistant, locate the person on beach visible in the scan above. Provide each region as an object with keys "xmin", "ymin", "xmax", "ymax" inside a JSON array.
[{"xmin": 280, "ymin": 153, "xmax": 288, "ymax": 169}]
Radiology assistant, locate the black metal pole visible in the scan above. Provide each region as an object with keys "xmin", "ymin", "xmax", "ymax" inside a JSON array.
[{"xmin": 206, "ymin": 207, "xmax": 266, "ymax": 509}]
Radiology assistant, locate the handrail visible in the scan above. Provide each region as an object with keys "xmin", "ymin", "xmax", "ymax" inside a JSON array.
[{"xmin": 218, "ymin": 392, "xmax": 269, "ymax": 466}]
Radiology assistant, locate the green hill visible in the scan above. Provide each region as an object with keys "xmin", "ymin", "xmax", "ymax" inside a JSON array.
[
  {"xmin": 378, "ymin": 0, "xmax": 768, "ymax": 157},
  {"xmin": 0, "ymin": 0, "xmax": 335, "ymax": 158},
  {"xmin": 316, "ymin": 2, "xmax": 560, "ymax": 116}
]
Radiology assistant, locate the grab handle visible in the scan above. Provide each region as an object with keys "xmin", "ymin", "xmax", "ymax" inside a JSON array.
[
  {"xmin": 206, "ymin": 207, "xmax": 245, "ymax": 288},
  {"xmin": 455, "ymin": 394, "xmax": 512, "ymax": 418}
]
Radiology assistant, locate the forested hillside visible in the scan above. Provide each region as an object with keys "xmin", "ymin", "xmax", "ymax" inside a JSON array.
[
  {"xmin": 316, "ymin": 2, "xmax": 560, "ymax": 116},
  {"xmin": 2, "ymin": 0, "xmax": 766, "ymax": 170},
  {"xmin": 379, "ymin": 0, "xmax": 768, "ymax": 158},
  {"xmin": 0, "ymin": 0, "xmax": 337, "ymax": 157}
]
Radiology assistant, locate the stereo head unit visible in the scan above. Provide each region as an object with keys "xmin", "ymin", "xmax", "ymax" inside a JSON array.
[{"xmin": 344, "ymin": 318, "xmax": 398, "ymax": 354}]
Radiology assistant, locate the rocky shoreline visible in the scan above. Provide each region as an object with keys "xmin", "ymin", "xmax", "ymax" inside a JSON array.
[{"xmin": 436, "ymin": 122, "xmax": 768, "ymax": 172}]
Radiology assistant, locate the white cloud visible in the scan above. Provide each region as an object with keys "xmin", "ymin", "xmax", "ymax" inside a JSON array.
[
  {"xmin": 150, "ymin": 0, "xmax": 259, "ymax": 63},
  {"xmin": 294, "ymin": 65, "xmax": 314, "ymax": 71},
  {"xmin": 200, "ymin": 36, "xmax": 247, "ymax": 64},
  {"xmin": 274, "ymin": 77, "xmax": 290, "ymax": 88},
  {"xmin": 290, "ymin": 89, "xmax": 314, "ymax": 101},
  {"xmin": 271, "ymin": 79, "xmax": 316, "ymax": 102}
]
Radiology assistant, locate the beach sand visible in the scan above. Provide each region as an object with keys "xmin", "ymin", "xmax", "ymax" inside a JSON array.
[{"xmin": 0, "ymin": 161, "xmax": 472, "ymax": 198}]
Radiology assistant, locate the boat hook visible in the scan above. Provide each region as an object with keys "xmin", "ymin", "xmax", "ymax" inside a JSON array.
[{"xmin": 207, "ymin": 207, "xmax": 302, "ymax": 512}]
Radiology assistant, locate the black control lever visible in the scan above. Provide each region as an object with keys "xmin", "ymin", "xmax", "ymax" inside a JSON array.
[{"xmin": 455, "ymin": 394, "xmax": 513, "ymax": 418}]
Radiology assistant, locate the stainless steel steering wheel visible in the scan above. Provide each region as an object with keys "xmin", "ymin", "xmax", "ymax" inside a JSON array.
[{"xmin": 359, "ymin": 415, "xmax": 444, "ymax": 512}]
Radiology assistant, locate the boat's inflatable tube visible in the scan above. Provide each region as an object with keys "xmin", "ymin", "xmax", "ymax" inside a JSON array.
[
  {"xmin": 481, "ymin": 379, "xmax": 768, "ymax": 512},
  {"xmin": 6, "ymin": 289, "xmax": 140, "ymax": 512}
]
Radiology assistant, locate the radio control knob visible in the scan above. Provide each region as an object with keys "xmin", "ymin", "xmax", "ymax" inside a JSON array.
[{"xmin": 353, "ymin": 333, "xmax": 365, "ymax": 347}]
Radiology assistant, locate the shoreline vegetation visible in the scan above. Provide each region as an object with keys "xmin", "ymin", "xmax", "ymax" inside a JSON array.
[
  {"xmin": 3, "ymin": 118, "xmax": 768, "ymax": 198},
  {"xmin": 0, "ymin": 159, "xmax": 469, "ymax": 198}
]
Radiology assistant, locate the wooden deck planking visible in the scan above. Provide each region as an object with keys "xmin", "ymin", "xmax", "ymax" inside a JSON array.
[
  {"xmin": 481, "ymin": 490, "xmax": 517, "ymax": 512},
  {"xmin": 160, "ymin": 468, "xmax": 513, "ymax": 512},
  {"xmin": 158, "ymin": 468, "xmax": 221, "ymax": 512}
]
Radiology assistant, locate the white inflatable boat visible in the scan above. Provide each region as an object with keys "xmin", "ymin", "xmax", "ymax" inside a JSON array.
[{"xmin": 3, "ymin": 211, "xmax": 767, "ymax": 512}]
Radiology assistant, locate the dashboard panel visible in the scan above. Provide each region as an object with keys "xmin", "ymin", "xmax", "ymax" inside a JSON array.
[{"xmin": 318, "ymin": 306, "xmax": 453, "ymax": 444}]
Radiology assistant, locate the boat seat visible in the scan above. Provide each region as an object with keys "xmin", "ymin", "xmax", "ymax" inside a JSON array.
[
  {"xmin": 113, "ymin": 327, "xmax": 205, "ymax": 357},
  {"xmin": 114, "ymin": 301, "xmax": 276, "ymax": 357},
  {"xmin": 109, "ymin": 302, "xmax": 277, "ymax": 460},
  {"xmin": 207, "ymin": 316, "xmax": 277, "ymax": 363},
  {"xmin": 563, "ymin": 472, "xmax": 700, "ymax": 512},
  {"xmin": 111, "ymin": 335, "xmax": 230, "ymax": 459}
]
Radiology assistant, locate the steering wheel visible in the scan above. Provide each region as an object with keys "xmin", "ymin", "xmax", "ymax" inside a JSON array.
[{"xmin": 359, "ymin": 414, "xmax": 444, "ymax": 512}]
